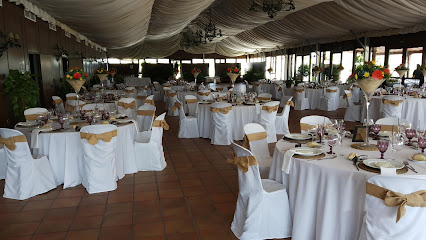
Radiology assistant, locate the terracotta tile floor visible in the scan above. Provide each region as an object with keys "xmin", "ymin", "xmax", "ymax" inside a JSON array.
[{"xmin": 0, "ymin": 102, "xmax": 359, "ymax": 239}]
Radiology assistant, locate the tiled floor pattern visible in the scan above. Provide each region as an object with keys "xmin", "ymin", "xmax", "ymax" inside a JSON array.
[{"xmin": 0, "ymin": 102, "xmax": 358, "ymax": 239}]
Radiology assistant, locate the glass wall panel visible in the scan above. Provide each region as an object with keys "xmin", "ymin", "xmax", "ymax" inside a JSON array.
[
  {"xmin": 303, "ymin": 55, "xmax": 310, "ymax": 82},
  {"xmin": 296, "ymin": 55, "xmax": 303, "ymax": 80},
  {"xmin": 192, "ymin": 59, "xmax": 204, "ymax": 64},
  {"xmin": 341, "ymin": 50, "xmax": 353, "ymax": 83},
  {"xmin": 373, "ymin": 46, "xmax": 385, "ymax": 67},
  {"xmin": 407, "ymin": 47, "xmax": 423, "ymax": 78},
  {"xmin": 388, "ymin": 48, "xmax": 403, "ymax": 78}
]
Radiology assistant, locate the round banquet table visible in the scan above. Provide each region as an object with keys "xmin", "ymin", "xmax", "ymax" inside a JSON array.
[
  {"xmin": 197, "ymin": 103, "xmax": 259, "ymax": 140},
  {"xmin": 28, "ymin": 122, "xmax": 138, "ymax": 188},
  {"xmin": 177, "ymin": 91, "xmax": 196, "ymax": 113},
  {"xmin": 305, "ymin": 88, "xmax": 324, "ymax": 110},
  {"xmin": 269, "ymin": 137, "xmax": 426, "ymax": 240},
  {"xmin": 124, "ymin": 77, "xmax": 151, "ymax": 87},
  {"xmin": 360, "ymin": 96, "xmax": 426, "ymax": 129}
]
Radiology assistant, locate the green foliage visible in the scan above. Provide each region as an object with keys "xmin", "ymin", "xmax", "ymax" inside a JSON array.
[
  {"xmin": 88, "ymin": 75, "xmax": 100, "ymax": 87},
  {"xmin": 297, "ymin": 64, "xmax": 309, "ymax": 77},
  {"xmin": 113, "ymin": 74, "xmax": 125, "ymax": 84},
  {"xmin": 56, "ymin": 77, "xmax": 74, "ymax": 101},
  {"xmin": 141, "ymin": 62, "xmax": 173, "ymax": 83},
  {"xmin": 243, "ymin": 69, "xmax": 265, "ymax": 82},
  {"xmin": 182, "ymin": 71, "xmax": 206, "ymax": 82},
  {"xmin": 3, "ymin": 70, "xmax": 40, "ymax": 121}
]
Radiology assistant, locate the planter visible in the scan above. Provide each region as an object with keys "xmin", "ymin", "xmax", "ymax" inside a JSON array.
[
  {"xmin": 67, "ymin": 79, "xmax": 85, "ymax": 93},
  {"xmin": 396, "ymin": 69, "xmax": 408, "ymax": 78}
]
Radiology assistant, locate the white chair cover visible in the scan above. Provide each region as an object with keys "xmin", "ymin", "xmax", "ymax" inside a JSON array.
[
  {"xmin": 81, "ymin": 103, "xmax": 107, "ymax": 112},
  {"xmin": 124, "ymin": 86, "xmax": 136, "ymax": 98},
  {"xmin": 300, "ymin": 115, "xmax": 332, "ymax": 134},
  {"xmin": 243, "ymin": 123, "xmax": 272, "ymax": 179},
  {"xmin": 258, "ymin": 93, "xmax": 272, "ymax": 101},
  {"xmin": 230, "ymin": 142, "xmax": 292, "ymax": 240},
  {"xmin": 145, "ymin": 95, "xmax": 155, "ymax": 106},
  {"xmin": 177, "ymin": 100, "xmax": 199, "ymax": 138},
  {"xmin": 66, "ymin": 100, "xmax": 86, "ymax": 112},
  {"xmin": 152, "ymin": 82, "xmax": 162, "ymax": 101},
  {"xmin": 52, "ymin": 96, "xmax": 66, "ymax": 114},
  {"xmin": 253, "ymin": 82, "xmax": 263, "ymax": 95},
  {"xmin": 358, "ymin": 175, "xmax": 426, "ymax": 240},
  {"xmin": 381, "ymin": 95, "xmax": 404, "ymax": 119},
  {"xmin": 210, "ymin": 102, "xmax": 233, "ymax": 145},
  {"xmin": 24, "ymin": 108, "xmax": 48, "ymax": 122},
  {"xmin": 66, "ymin": 93, "xmax": 78, "ymax": 100},
  {"xmin": 163, "ymin": 87, "xmax": 172, "ymax": 104},
  {"xmin": 197, "ymin": 89, "xmax": 212, "ymax": 102},
  {"xmin": 185, "ymin": 95, "xmax": 198, "ymax": 116},
  {"xmin": 319, "ymin": 86, "xmax": 339, "ymax": 111},
  {"xmin": 274, "ymin": 84, "xmax": 283, "ymax": 100},
  {"xmin": 93, "ymin": 84, "xmax": 102, "ymax": 88},
  {"xmin": 136, "ymin": 91, "xmax": 147, "ymax": 108},
  {"xmin": 136, "ymin": 104, "xmax": 156, "ymax": 132},
  {"xmin": 167, "ymin": 90, "xmax": 178, "ymax": 116},
  {"xmin": 375, "ymin": 118, "xmax": 412, "ymax": 129},
  {"xmin": 0, "ymin": 147, "xmax": 5, "ymax": 180},
  {"xmin": 275, "ymin": 97, "xmax": 293, "ymax": 135},
  {"xmin": 134, "ymin": 113, "xmax": 167, "ymax": 171},
  {"xmin": 344, "ymin": 90, "xmax": 362, "ymax": 122},
  {"xmin": 0, "ymin": 128, "xmax": 57, "ymax": 200},
  {"xmin": 117, "ymin": 98, "xmax": 136, "ymax": 119},
  {"xmin": 352, "ymin": 86, "xmax": 361, "ymax": 102},
  {"xmin": 233, "ymin": 83, "xmax": 247, "ymax": 98},
  {"xmin": 259, "ymin": 101, "xmax": 280, "ymax": 143},
  {"xmin": 293, "ymin": 87, "xmax": 309, "ymax": 110},
  {"xmin": 80, "ymin": 125, "xmax": 118, "ymax": 194}
]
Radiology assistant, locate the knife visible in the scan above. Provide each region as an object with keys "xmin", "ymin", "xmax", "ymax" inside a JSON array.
[{"xmin": 352, "ymin": 156, "xmax": 360, "ymax": 171}]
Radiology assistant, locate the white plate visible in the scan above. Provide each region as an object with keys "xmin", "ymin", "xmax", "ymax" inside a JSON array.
[
  {"xmin": 363, "ymin": 159, "xmax": 404, "ymax": 169},
  {"xmin": 284, "ymin": 133, "xmax": 312, "ymax": 140},
  {"xmin": 408, "ymin": 157, "xmax": 426, "ymax": 164},
  {"xmin": 39, "ymin": 127, "xmax": 55, "ymax": 132},
  {"xmin": 116, "ymin": 119, "xmax": 132, "ymax": 124},
  {"xmin": 293, "ymin": 147, "xmax": 323, "ymax": 156},
  {"xmin": 17, "ymin": 122, "xmax": 38, "ymax": 127}
]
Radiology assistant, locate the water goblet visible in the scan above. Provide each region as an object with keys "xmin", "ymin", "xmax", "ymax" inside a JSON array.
[
  {"xmin": 418, "ymin": 137, "xmax": 426, "ymax": 154},
  {"xmin": 86, "ymin": 115, "xmax": 93, "ymax": 125},
  {"xmin": 58, "ymin": 116, "xmax": 65, "ymax": 130},
  {"xmin": 316, "ymin": 126, "xmax": 325, "ymax": 144},
  {"xmin": 103, "ymin": 111, "xmax": 110, "ymax": 120},
  {"xmin": 405, "ymin": 128, "xmax": 416, "ymax": 145},
  {"xmin": 80, "ymin": 110, "xmax": 86, "ymax": 119},
  {"xmin": 326, "ymin": 134, "xmax": 338, "ymax": 155},
  {"xmin": 371, "ymin": 124, "xmax": 381, "ymax": 140},
  {"xmin": 377, "ymin": 139, "xmax": 389, "ymax": 159},
  {"xmin": 307, "ymin": 125, "xmax": 318, "ymax": 141}
]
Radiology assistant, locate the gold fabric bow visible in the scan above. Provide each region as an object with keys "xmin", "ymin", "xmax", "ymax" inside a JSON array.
[
  {"xmin": 217, "ymin": 88, "xmax": 224, "ymax": 91},
  {"xmin": 262, "ymin": 105, "xmax": 278, "ymax": 113},
  {"xmin": 118, "ymin": 101, "xmax": 135, "ymax": 109},
  {"xmin": 137, "ymin": 110, "xmax": 155, "ymax": 116},
  {"xmin": 300, "ymin": 123, "xmax": 317, "ymax": 131},
  {"xmin": 380, "ymin": 125, "xmax": 399, "ymax": 133},
  {"xmin": 124, "ymin": 89, "xmax": 135, "ymax": 93},
  {"xmin": 197, "ymin": 91, "xmax": 211, "ymax": 96},
  {"xmin": 382, "ymin": 99, "xmax": 403, "ymax": 107},
  {"xmin": 145, "ymin": 99, "xmax": 155, "ymax": 106},
  {"xmin": 25, "ymin": 114, "xmax": 39, "ymax": 121},
  {"xmin": 53, "ymin": 99, "xmax": 63, "ymax": 104},
  {"xmin": 137, "ymin": 95, "xmax": 147, "ymax": 100},
  {"xmin": 210, "ymin": 106, "xmax": 232, "ymax": 114},
  {"xmin": 166, "ymin": 92, "xmax": 177, "ymax": 97},
  {"xmin": 0, "ymin": 135, "xmax": 27, "ymax": 151},
  {"xmin": 80, "ymin": 129, "xmax": 117, "ymax": 145},
  {"xmin": 258, "ymin": 97, "xmax": 271, "ymax": 101},
  {"xmin": 227, "ymin": 153, "xmax": 258, "ymax": 173},
  {"xmin": 326, "ymin": 89, "xmax": 338, "ymax": 93},
  {"xmin": 186, "ymin": 99, "xmax": 198, "ymax": 104},
  {"xmin": 152, "ymin": 120, "xmax": 169, "ymax": 130},
  {"xmin": 66, "ymin": 96, "xmax": 77, "ymax": 100},
  {"xmin": 343, "ymin": 93, "xmax": 353, "ymax": 98},
  {"xmin": 66, "ymin": 104, "xmax": 85, "ymax": 112},
  {"xmin": 366, "ymin": 182, "xmax": 426, "ymax": 223},
  {"xmin": 294, "ymin": 89, "xmax": 305, "ymax": 93},
  {"xmin": 242, "ymin": 132, "xmax": 267, "ymax": 150},
  {"xmin": 285, "ymin": 101, "xmax": 294, "ymax": 107},
  {"xmin": 172, "ymin": 102, "xmax": 182, "ymax": 111}
]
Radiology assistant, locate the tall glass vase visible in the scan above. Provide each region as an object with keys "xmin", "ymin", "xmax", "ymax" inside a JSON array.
[
  {"xmin": 193, "ymin": 72, "xmax": 200, "ymax": 86},
  {"xmin": 227, "ymin": 73, "xmax": 239, "ymax": 88},
  {"xmin": 67, "ymin": 80, "xmax": 86, "ymax": 112}
]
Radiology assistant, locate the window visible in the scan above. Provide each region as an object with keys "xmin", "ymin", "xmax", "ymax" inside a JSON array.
[
  {"xmin": 181, "ymin": 60, "xmax": 191, "ymax": 64},
  {"xmin": 226, "ymin": 59, "xmax": 237, "ymax": 64},
  {"xmin": 204, "ymin": 59, "xmax": 215, "ymax": 77},
  {"xmin": 192, "ymin": 59, "xmax": 204, "ymax": 64},
  {"xmin": 120, "ymin": 59, "xmax": 133, "ymax": 64},
  {"xmin": 388, "ymin": 48, "xmax": 403, "ymax": 78},
  {"xmin": 108, "ymin": 58, "xmax": 120, "ymax": 64},
  {"xmin": 407, "ymin": 47, "xmax": 423, "ymax": 78},
  {"xmin": 303, "ymin": 55, "xmax": 310, "ymax": 82},
  {"xmin": 157, "ymin": 59, "xmax": 169, "ymax": 64},
  {"xmin": 373, "ymin": 46, "xmax": 385, "ymax": 67},
  {"xmin": 341, "ymin": 50, "xmax": 353, "ymax": 83},
  {"xmin": 145, "ymin": 59, "xmax": 157, "ymax": 64}
]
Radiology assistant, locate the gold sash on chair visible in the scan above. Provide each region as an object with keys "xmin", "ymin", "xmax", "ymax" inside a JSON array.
[
  {"xmin": 124, "ymin": 89, "xmax": 135, "ymax": 93},
  {"xmin": 66, "ymin": 104, "xmax": 85, "ymax": 112},
  {"xmin": 366, "ymin": 182, "xmax": 426, "ymax": 223},
  {"xmin": 53, "ymin": 99, "xmax": 63, "ymax": 105},
  {"xmin": 258, "ymin": 97, "xmax": 271, "ymax": 101},
  {"xmin": 380, "ymin": 125, "xmax": 400, "ymax": 133},
  {"xmin": 262, "ymin": 105, "xmax": 279, "ymax": 113},
  {"xmin": 227, "ymin": 153, "xmax": 258, "ymax": 173},
  {"xmin": 197, "ymin": 91, "xmax": 211, "ymax": 96},
  {"xmin": 294, "ymin": 89, "xmax": 305, "ymax": 93},
  {"xmin": 210, "ymin": 106, "xmax": 232, "ymax": 114},
  {"xmin": 0, "ymin": 135, "xmax": 27, "ymax": 150},
  {"xmin": 80, "ymin": 129, "xmax": 117, "ymax": 145},
  {"xmin": 66, "ymin": 96, "xmax": 77, "ymax": 100},
  {"xmin": 171, "ymin": 102, "xmax": 182, "ymax": 111},
  {"xmin": 166, "ymin": 92, "xmax": 177, "ymax": 97},
  {"xmin": 137, "ymin": 95, "xmax": 147, "ymax": 100},
  {"xmin": 137, "ymin": 110, "xmax": 155, "ymax": 116},
  {"xmin": 217, "ymin": 88, "xmax": 224, "ymax": 91},
  {"xmin": 242, "ymin": 132, "xmax": 267, "ymax": 149},
  {"xmin": 25, "ymin": 114, "xmax": 40, "ymax": 121},
  {"xmin": 186, "ymin": 99, "xmax": 198, "ymax": 104},
  {"xmin": 343, "ymin": 92, "xmax": 353, "ymax": 98},
  {"xmin": 300, "ymin": 123, "xmax": 317, "ymax": 131},
  {"xmin": 382, "ymin": 99, "xmax": 403, "ymax": 107},
  {"xmin": 326, "ymin": 89, "xmax": 338, "ymax": 93},
  {"xmin": 285, "ymin": 100, "xmax": 294, "ymax": 107},
  {"xmin": 152, "ymin": 120, "xmax": 169, "ymax": 130},
  {"xmin": 145, "ymin": 99, "xmax": 155, "ymax": 106},
  {"xmin": 118, "ymin": 101, "xmax": 135, "ymax": 109}
]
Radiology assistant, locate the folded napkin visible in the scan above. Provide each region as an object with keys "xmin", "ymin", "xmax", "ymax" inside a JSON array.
[
  {"xmin": 380, "ymin": 167, "xmax": 396, "ymax": 175},
  {"xmin": 130, "ymin": 119, "xmax": 139, "ymax": 133},
  {"xmin": 282, "ymin": 149, "xmax": 297, "ymax": 174},
  {"xmin": 255, "ymin": 103, "xmax": 261, "ymax": 114},
  {"xmin": 30, "ymin": 128, "xmax": 42, "ymax": 149}
]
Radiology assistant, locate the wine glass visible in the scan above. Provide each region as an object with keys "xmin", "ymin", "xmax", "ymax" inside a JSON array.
[
  {"xmin": 391, "ymin": 134, "xmax": 405, "ymax": 161},
  {"xmin": 307, "ymin": 124, "xmax": 318, "ymax": 142},
  {"xmin": 371, "ymin": 124, "xmax": 381, "ymax": 140},
  {"xmin": 326, "ymin": 134, "xmax": 338, "ymax": 155},
  {"xmin": 377, "ymin": 139, "xmax": 389, "ymax": 159},
  {"xmin": 316, "ymin": 126, "xmax": 325, "ymax": 144},
  {"xmin": 418, "ymin": 137, "xmax": 426, "ymax": 154},
  {"xmin": 80, "ymin": 110, "xmax": 86, "ymax": 119},
  {"xmin": 86, "ymin": 115, "xmax": 93, "ymax": 125},
  {"xmin": 405, "ymin": 128, "xmax": 416, "ymax": 145},
  {"xmin": 58, "ymin": 116, "xmax": 65, "ymax": 130}
]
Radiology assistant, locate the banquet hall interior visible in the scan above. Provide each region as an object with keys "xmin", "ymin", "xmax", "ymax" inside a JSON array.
[{"xmin": 0, "ymin": 0, "xmax": 425, "ymax": 239}]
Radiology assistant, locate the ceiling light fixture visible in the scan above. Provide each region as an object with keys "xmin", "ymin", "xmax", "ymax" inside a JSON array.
[
  {"xmin": 249, "ymin": 0, "xmax": 295, "ymax": 19},
  {"xmin": 195, "ymin": 9, "xmax": 222, "ymax": 44}
]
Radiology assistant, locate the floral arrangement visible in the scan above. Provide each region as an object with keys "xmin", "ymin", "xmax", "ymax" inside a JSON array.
[
  {"xmin": 335, "ymin": 65, "xmax": 344, "ymax": 71},
  {"xmin": 173, "ymin": 67, "xmax": 179, "ymax": 74},
  {"xmin": 312, "ymin": 66, "xmax": 322, "ymax": 72},
  {"xmin": 394, "ymin": 64, "xmax": 408, "ymax": 71},
  {"xmin": 227, "ymin": 66, "xmax": 240, "ymax": 74},
  {"xmin": 94, "ymin": 67, "xmax": 108, "ymax": 74},
  {"xmin": 267, "ymin": 67, "xmax": 273, "ymax": 73},
  {"xmin": 66, "ymin": 67, "xmax": 88, "ymax": 81},
  {"xmin": 347, "ymin": 72, "xmax": 356, "ymax": 84},
  {"xmin": 108, "ymin": 67, "xmax": 117, "ymax": 74},
  {"xmin": 190, "ymin": 67, "xmax": 201, "ymax": 74},
  {"xmin": 353, "ymin": 61, "xmax": 391, "ymax": 80}
]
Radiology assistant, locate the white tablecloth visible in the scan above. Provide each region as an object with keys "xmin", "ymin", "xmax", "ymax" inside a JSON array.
[
  {"xmin": 125, "ymin": 77, "xmax": 151, "ymax": 87},
  {"xmin": 197, "ymin": 103, "xmax": 259, "ymax": 140},
  {"xmin": 360, "ymin": 96, "xmax": 426, "ymax": 129},
  {"xmin": 269, "ymin": 138, "xmax": 426, "ymax": 240},
  {"xmin": 305, "ymin": 89, "xmax": 324, "ymax": 110},
  {"xmin": 337, "ymin": 84, "xmax": 350, "ymax": 96}
]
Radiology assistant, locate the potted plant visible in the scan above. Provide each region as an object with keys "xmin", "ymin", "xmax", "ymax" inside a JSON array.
[{"xmin": 3, "ymin": 70, "xmax": 40, "ymax": 121}]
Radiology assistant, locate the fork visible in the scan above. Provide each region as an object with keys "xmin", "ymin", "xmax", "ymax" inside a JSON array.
[{"xmin": 403, "ymin": 160, "xmax": 418, "ymax": 173}]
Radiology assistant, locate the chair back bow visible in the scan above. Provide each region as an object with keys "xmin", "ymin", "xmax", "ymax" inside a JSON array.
[
  {"xmin": 185, "ymin": 99, "xmax": 198, "ymax": 104},
  {"xmin": 300, "ymin": 123, "xmax": 317, "ymax": 131},
  {"xmin": 262, "ymin": 105, "xmax": 278, "ymax": 113},
  {"xmin": 124, "ymin": 89, "xmax": 135, "ymax": 93},
  {"xmin": 197, "ymin": 91, "xmax": 211, "ymax": 96},
  {"xmin": 53, "ymin": 99, "xmax": 63, "ymax": 104},
  {"xmin": 118, "ymin": 101, "xmax": 135, "ymax": 109},
  {"xmin": 171, "ymin": 102, "xmax": 182, "ymax": 111},
  {"xmin": 343, "ymin": 93, "xmax": 353, "ymax": 98},
  {"xmin": 66, "ymin": 104, "xmax": 85, "ymax": 112},
  {"xmin": 152, "ymin": 119, "xmax": 169, "ymax": 130},
  {"xmin": 366, "ymin": 182, "xmax": 426, "ymax": 222},
  {"xmin": 258, "ymin": 97, "xmax": 271, "ymax": 101},
  {"xmin": 382, "ymin": 99, "xmax": 403, "ymax": 107},
  {"xmin": 0, "ymin": 135, "xmax": 27, "ymax": 151},
  {"xmin": 80, "ymin": 129, "xmax": 117, "ymax": 145},
  {"xmin": 242, "ymin": 132, "xmax": 267, "ymax": 149},
  {"xmin": 137, "ymin": 110, "xmax": 155, "ymax": 116},
  {"xmin": 227, "ymin": 153, "xmax": 258, "ymax": 173},
  {"xmin": 326, "ymin": 89, "xmax": 338, "ymax": 93},
  {"xmin": 137, "ymin": 95, "xmax": 147, "ymax": 100},
  {"xmin": 66, "ymin": 96, "xmax": 77, "ymax": 100},
  {"xmin": 210, "ymin": 106, "xmax": 232, "ymax": 114},
  {"xmin": 166, "ymin": 92, "xmax": 177, "ymax": 97},
  {"xmin": 25, "ymin": 114, "xmax": 40, "ymax": 121},
  {"xmin": 294, "ymin": 88, "xmax": 305, "ymax": 93},
  {"xmin": 285, "ymin": 101, "xmax": 294, "ymax": 107},
  {"xmin": 145, "ymin": 99, "xmax": 155, "ymax": 106}
]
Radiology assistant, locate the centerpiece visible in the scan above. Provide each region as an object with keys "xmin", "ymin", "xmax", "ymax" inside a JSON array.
[
  {"xmin": 108, "ymin": 67, "xmax": 117, "ymax": 86},
  {"xmin": 395, "ymin": 64, "xmax": 408, "ymax": 78},
  {"xmin": 173, "ymin": 66, "xmax": 179, "ymax": 79},
  {"xmin": 312, "ymin": 66, "xmax": 322, "ymax": 82},
  {"xmin": 352, "ymin": 61, "xmax": 390, "ymax": 150},
  {"xmin": 95, "ymin": 67, "xmax": 108, "ymax": 88},
  {"xmin": 66, "ymin": 67, "xmax": 88, "ymax": 110},
  {"xmin": 227, "ymin": 66, "xmax": 240, "ymax": 87},
  {"xmin": 191, "ymin": 67, "xmax": 201, "ymax": 85},
  {"xmin": 333, "ymin": 65, "xmax": 344, "ymax": 81}
]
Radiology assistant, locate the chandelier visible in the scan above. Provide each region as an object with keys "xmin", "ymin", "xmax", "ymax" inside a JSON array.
[
  {"xmin": 195, "ymin": 9, "xmax": 222, "ymax": 44},
  {"xmin": 181, "ymin": 31, "xmax": 202, "ymax": 47},
  {"xmin": 249, "ymin": 0, "xmax": 295, "ymax": 19}
]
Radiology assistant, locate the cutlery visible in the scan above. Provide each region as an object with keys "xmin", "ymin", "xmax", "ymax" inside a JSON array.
[
  {"xmin": 352, "ymin": 156, "xmax": 359, "ymax": 171},
  {"xmin": 403, "ymin": 160, "xmax": 418, "ymax": 173}
]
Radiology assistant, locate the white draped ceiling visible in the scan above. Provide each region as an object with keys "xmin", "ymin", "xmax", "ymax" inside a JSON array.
[{"xmin": 20, "ymin": 0, "xmax": 426, "ymax": 58}]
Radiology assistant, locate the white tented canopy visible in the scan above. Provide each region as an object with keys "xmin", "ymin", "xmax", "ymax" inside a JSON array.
[{"xmin": 17, "ymin": 0, "xmax": 426, "ymax": 58}]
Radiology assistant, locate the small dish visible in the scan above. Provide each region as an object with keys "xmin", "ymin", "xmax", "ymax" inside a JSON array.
[{"xmin": 363, "ymin": 159, "xmax": 404, "ymax": 169}]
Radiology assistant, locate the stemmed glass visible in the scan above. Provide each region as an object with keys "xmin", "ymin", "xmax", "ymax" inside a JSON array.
[
  {"xmin": 371, "ymin": 124, "xmax": 381, "ymax": 140},
  {"xmin": 58, "ymin": 116, "xmax": 65, "ymax": 131},
  {"xmin": 418, "ymin": 137, "xmax": 426, "ymax": 154},
  {"xmin": 307, "ymin": 125, "xmax": 318, "ymax": 142},
  {"xmin": 86, "ymin": 115, "xmax": 93, "ymax": 125},
  {"xmin": 326, "ymin": 134, "xmax": 338, "ymax": 155},
  {"xmin": 377, "ymin": 139, "xmax": 389, "ymax": 159},
  {"xmin": 391, "ymin": 134, "xmax": 405, "ymax": 161},
  {"xmin": 337, "ymin": 122, "xmax": 345, "ymax": 155},
  {"xmin": 405, "ymin": 128, "xmax": 416, "ymax": 145},
  {"xmin": 316, "ymin": 125, "xmax": 325, "ymax": 144}
]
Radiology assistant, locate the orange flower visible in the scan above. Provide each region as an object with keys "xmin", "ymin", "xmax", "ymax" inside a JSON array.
[
  {"xmin": 84, "ymin": 73, "xmax": 88, "ymax": 77},
  {"xmin": 227, "ymin": 68, "xmax": 232, "ymax": 72},
  {"xmin": 234, "ymin": 68, "xmax": 239, "ymax": 73},
  {"xmin": 371, "ymin": 70, "xmax": 383, "ymax": 80},
  {"xmin": 73, "ymin": 72, "xmax": 81, "ymax": 79},
  {"xmin": 383, "ymin": 68, "xmax": 390, "ymax": 75}
]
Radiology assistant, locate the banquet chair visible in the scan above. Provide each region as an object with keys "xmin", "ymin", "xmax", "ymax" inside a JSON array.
[
  {"xmin": 66, "ymin": 93, "xmax": 78, "ymax": 101},
  {"xmin": 243, "ymin": 123, "xmax": 272, "ymax": 178},
  {"xmin": 210, "ymin": 102, "xmax": 233, "ymax": 145},
  {"xmin": 144, "ymin": 85, "xmax": 152, "ymax": 96},
  {"xmin": 197, "ymin": 89, "xmax": 212, "ymax": 101},
  {"xmin": 145, "ymin": 95, "xmax": 155, "ymax": 106},
  {"xmin": 124, "ymin": 86, "xmax": 136, "ymax": 98},
  {"xmin": 253, "ymin": 82, "xmax": 263, "ymax": 95},
  {"xmin": 134, "ymin": 113, "xmax": 167, "ymax": 171},
  {"xmin": 300, "ymin": 115, "xmax": 332, "ymax": 134},
  {"xmin": 66, "ymin": 100, "xmax": 86, "ymax": 113},
  {"xmin": 381, "ymin": 95, "xmax": 404, "ymax": 119},
  {"xmin": 0, "ymin": 147, "xmax": 5, "ymax": 180},
  {"xmin": 52, "ymin": 96, "xmax": 66, "ymax": 114},
  {"xmin": 293, "ymin": 86, "xmax": 309, "ymax": 110},
  {"xmin": 136, "ymin": 104, "xmax": 156, "ymax": 132},
  {"xmin": 177, "ymin": 100, "xmax": 199, "ymax": 138},
  {"xmin": 163, "ymin": 87, "xmax": 172, "ymax": 104},
  {"xmin": 259, "ymin": 101, "xmax": 280, "ymax": 143},
  {"xmin": 168, "ymin": 92, "xmax": 179, "ymax": 117},
  {"xmin": 375, "ymin": 117, "xmax": 411, "ymax": 135},
  {"xmin": 136, "ymin": 91, "xmax": 147, "ymax": 108},
  {"xmin": 24, "ymin": 108, "xmax": 48, "ymax": 122},
  {"xmin": 393, "ymin": 83, "xmax": 405, "ymax": 91},
  {"xmin": 81, "ymin": 103, "xmax": 107, "ymax": 113},
  {"xmin": 343, "ymin": 90, "xmax": 362, "ymax": 122},
  {"xmin": 185, "ymin": 95, "xmax": 198, "ymax": 116},
  {"xmin": 0, "ymin": 128, "xmax": 57, "ymax": 200},
  {"xmin": 233, "ymin": 83, "xmax": 246, "ymax": 98},
  {"xmin": 319, "ymin": 86, "xmax": 339, "ymax": 111},
  {"xmin": 229, "ymin": 142, "xmax": 292, "ymax": 240},
  {"xmin": 90, "ymin": 87, "xmax": 100, "ymax": 93},
  {"xmin": 258, "ymin": 93, "xmax": 272, "ymax": 101},
  {"xmin": 274, "ymin": 83, "xmax": 283, "ymax": 100},
  {"xmin": 152, "ymin": 82, "xmax": 162, "ymax": 101},
  {"xmin": 275, "ymin": 97, "xmax": 293, "ymax": 135},
  {"xmin": 351, "ymin": 85, "xmax": 361, "ymax": 103},
  {"xmin": 358, "ymin": 175, "xmax": 426, "ymax": 240},
  {"xmin": 80, "ymin": 125, "xmax": 118, "ymax": 194},
  {"xmin": 117, "ymin": 97, "xmax": 136, "ymax": 119}
]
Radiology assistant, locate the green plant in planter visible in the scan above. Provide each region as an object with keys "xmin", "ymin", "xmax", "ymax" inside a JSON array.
[
  {"xmin": 56, "ymin": 77, "xmax": 74, "ymax": 100},
  {"xmin": 3, "ymin": 70, "xmax": 40, "ymax": 121}
]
